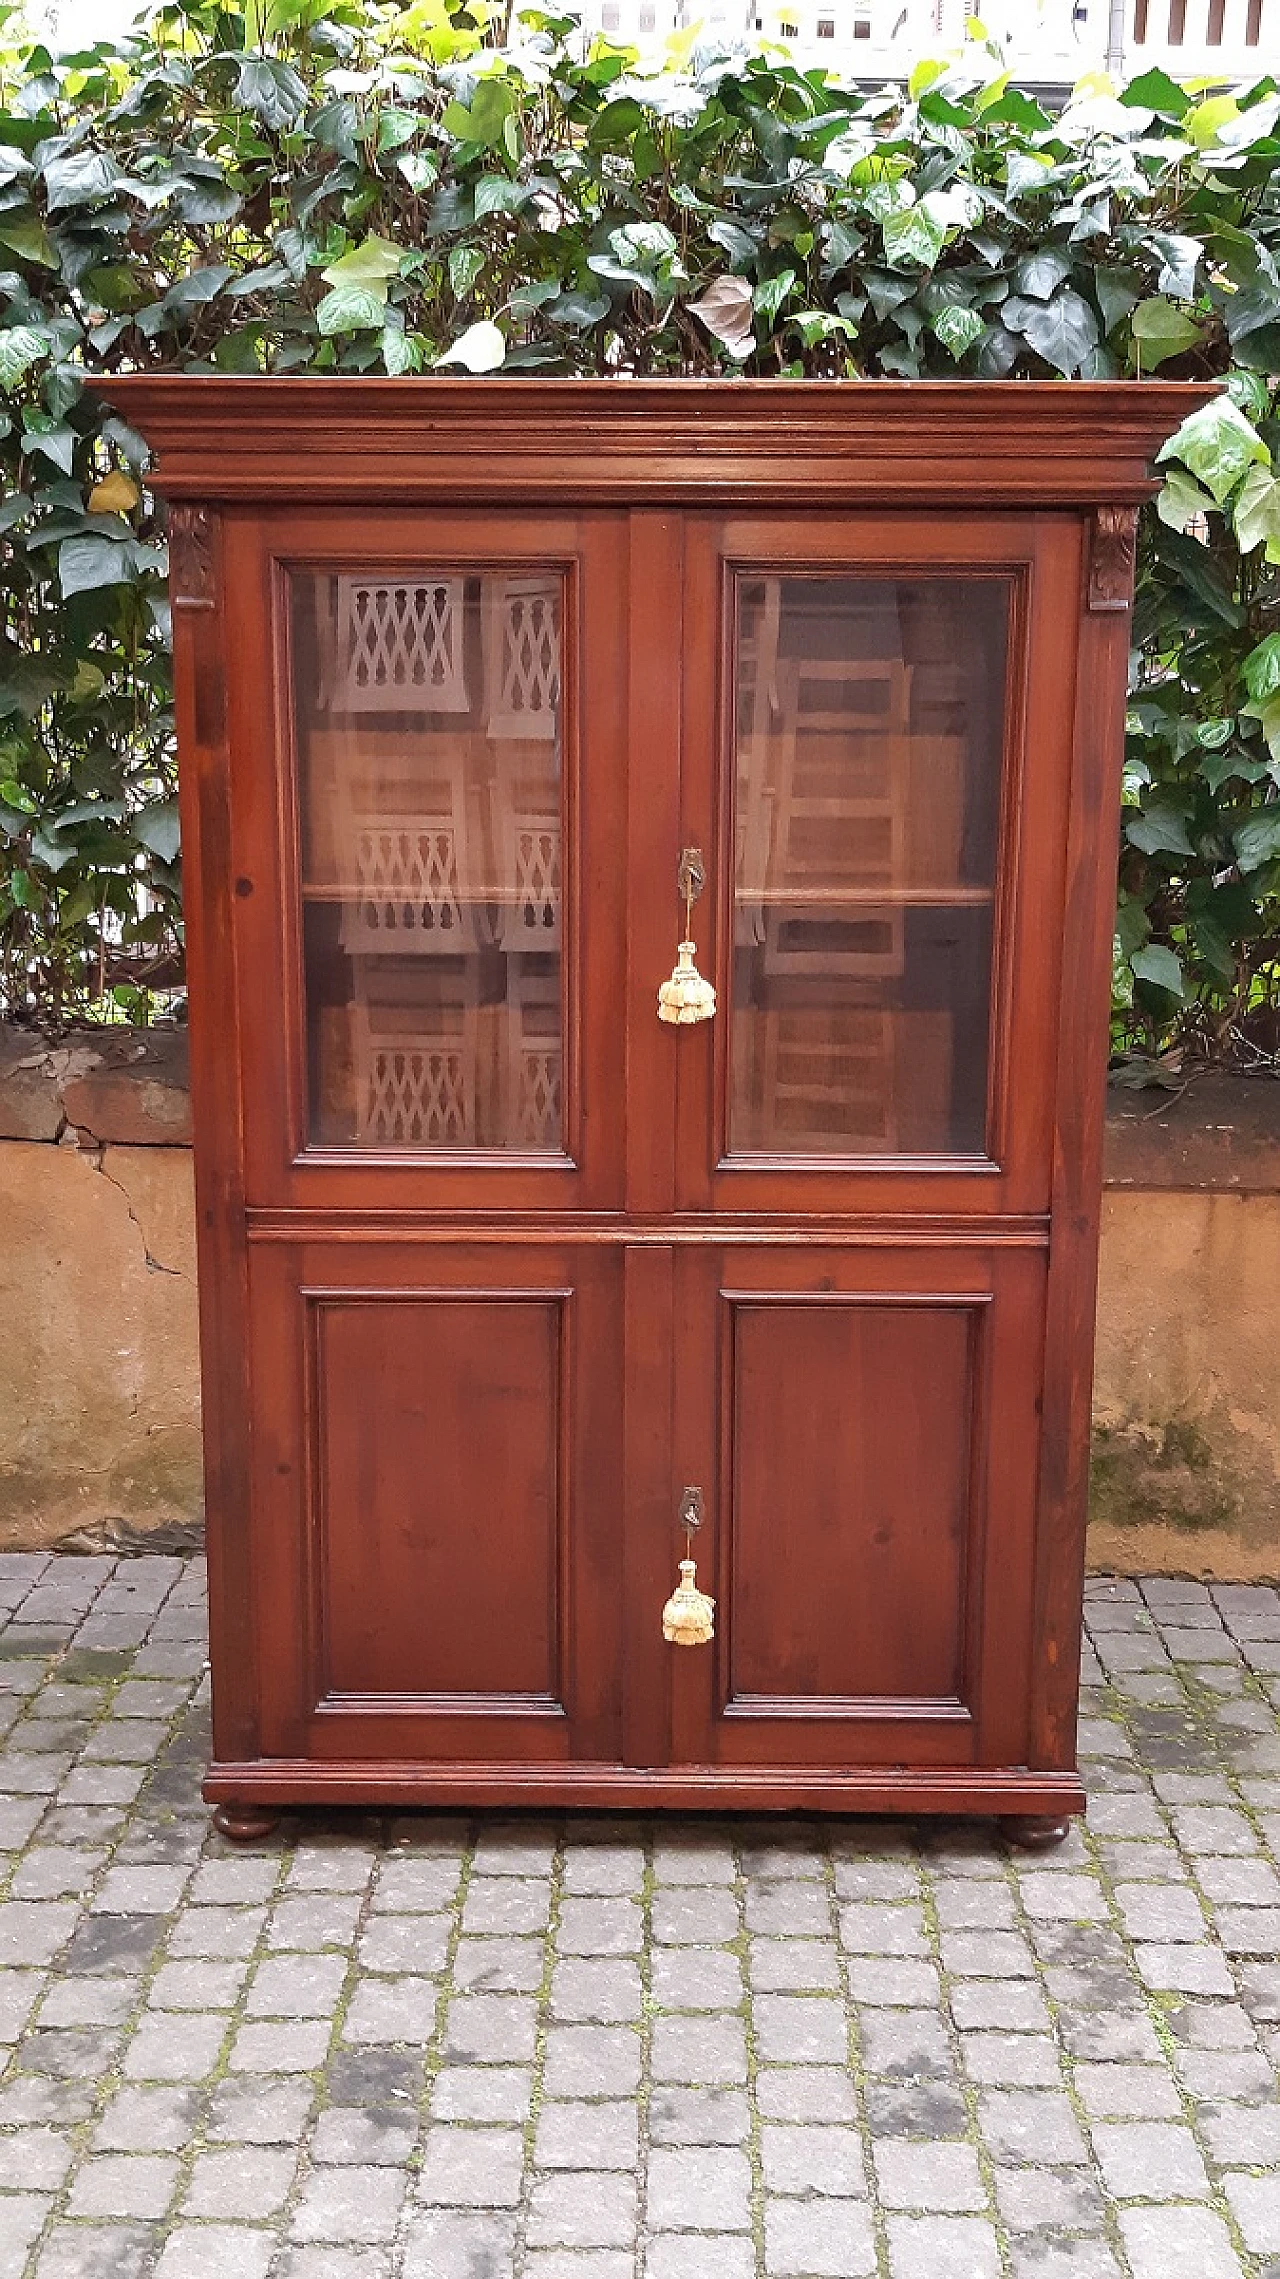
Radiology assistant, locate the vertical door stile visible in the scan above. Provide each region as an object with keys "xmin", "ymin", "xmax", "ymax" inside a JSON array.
[{"xmin": 621, "ymin": 510, "xmax": 684, "ymax": 1768}]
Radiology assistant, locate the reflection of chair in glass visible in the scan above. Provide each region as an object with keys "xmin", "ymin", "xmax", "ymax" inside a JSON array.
[
  {"xmin": 352, "ymin": 995, "xmax": 478, "ymax": 1147},
  {"xmin": 750, "ymin": 1005, "xmax": 897, "ymax": 1153},
  {"xmin": 337, "ymin": 781, "xmax": 488, "ymax": 962},
  {"xmin": 503, "ymin": 965, "xmax": 562, "ymax": 1148},
  {"xmin": 761, "ymin": 657, "xmax": 913, "ymax": 981},
  {"xmin": 332, "ymin": 577, "xmax": 469, "ymax": 714},
  {"xmin": 483, "ymin": 578, "xmax": 560, "ymax": 742},
  {"xmin": 489, "ymin": 755, "xmax": 561, "ymax": 954}
]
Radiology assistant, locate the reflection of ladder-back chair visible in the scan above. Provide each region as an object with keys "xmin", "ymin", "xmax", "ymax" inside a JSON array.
[
  {"xmin": 332, "ymin": 576, "xmax": 470, "ymax": 714},
  {"xmin": 504, "ymin": 965, "xmax": 561, "ymax": 1148},
  {"xmin": 756, "ymin": 1005, "xmax": 898, "ymax": 1153},
  {"xmin": 484, "ymin": 577, "xmax": 560, "ymax": 743},
  {"xmin": 352, "ymin": 996, "xmax": 479, "ymax": 1148},
  {"xmin": 335, "ymin": 777, "xmax": 487, "ymax": 1149},
  {"xmin": 762, "ymin": 655, "xmax": 913, "ymax": 980}
]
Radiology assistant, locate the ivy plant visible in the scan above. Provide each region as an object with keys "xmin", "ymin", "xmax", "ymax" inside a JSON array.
[{"xmin": 0, "ymin": 0, "xmax": 1278, "ymax": 1058}]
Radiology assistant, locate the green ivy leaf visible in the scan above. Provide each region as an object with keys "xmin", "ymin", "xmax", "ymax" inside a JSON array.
[
  {"xmin": 1130, "ymin": 942, "xmax": 1184, "ymax": 996},
  {"xmin": 1157, "ymin": 398, "xmax": 1270, "ymax": 506},
  {"xmin": 1126, "ymin": 801, "xmax": 1195, "ymax": 857},
  {"xmin": 1002, "ymin": 286, "xmax": 1099, "ymax": 375},
  {"xmin": 133, "ymin": 797, "xmax": 181, "ymax": 865},
  {"xmin": 315, "ymin": 284, "xmax": 388, "ymax": 336},
  {"xmin": 1156, "ymin": 466, "xmax": 1215, "ymax": 534},
  {"xmin": 882, "ymin": 202, "xmax": 945, "ymax": 271},
  {"xmin": 932, "ymin": 305, "xmax": 985, "ymax": 360},
  {"xmin": 1243, "ymin": 633, "xmax": 1280, "ymax": 705},
  {"xmin": 1130, "ymin": 296, "xmax": 1203, "ymax": 370},
  {"xmin": 0, "ymin": 325, "xmax": 50, "ymax": 390},
  {"xmin": 57, "ymin": 532, "xmax": 131, "ymax": 596},
  {"xmin": 436, "ymin": 319, "xmax": 506, "ymax": 372},
  {"xmin": 1233, "ymin": 465, "xmax": 1280, "ymax": 557}
]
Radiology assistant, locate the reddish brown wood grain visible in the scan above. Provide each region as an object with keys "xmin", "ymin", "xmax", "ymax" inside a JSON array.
[{"xmin": 99, "ymin": 378, "xmax": 1211, "ymax": 1830}]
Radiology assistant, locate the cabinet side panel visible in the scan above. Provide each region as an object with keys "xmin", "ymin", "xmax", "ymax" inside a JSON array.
[
  {"xmin": 172, "ymin": 508, "xmax": 257, "ymax": 1770},
  {"xmin": 1031, "ymin": 514, "xmax": 1130, "ymax": 1770}
]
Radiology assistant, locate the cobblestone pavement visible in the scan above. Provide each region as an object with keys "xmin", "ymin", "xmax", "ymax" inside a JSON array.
[{"xmin": 2, "ymin": 1558, "xmax": 1280, "ymax": 2278}]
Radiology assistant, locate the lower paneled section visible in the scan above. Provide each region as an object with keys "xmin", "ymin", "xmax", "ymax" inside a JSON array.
[
  {"xmin": 242, "ymin": 1240, "xmax": 622, "ymax": 1765},
  {"xmin": 314, "ymin": 1292, "xmax": 565, "ymax": 1701},
  {"xmin": 728, "ymin": 1295, "xmax": 974, "ymax": 1705}
]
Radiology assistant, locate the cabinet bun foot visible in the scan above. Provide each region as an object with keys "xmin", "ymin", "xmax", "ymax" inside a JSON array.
[
  {"xmin": 1003, "ymin": 1813, "xmax": 1072, "ymax": 1852},
  {"xmin": 211, "ymin": 1803, "xmax": 282, "ymax": 1844}
]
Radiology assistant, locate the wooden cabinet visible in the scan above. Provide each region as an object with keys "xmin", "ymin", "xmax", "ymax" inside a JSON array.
[{"xmin": 104, "ymin": 377, "xmax": 1211, "ymax": 1842}]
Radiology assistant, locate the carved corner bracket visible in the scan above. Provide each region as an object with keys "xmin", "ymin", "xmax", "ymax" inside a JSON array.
[
  {"xmin": 168, "ymin": 504, "xmax": 218, "ymax": 611},
  {"xmin": 1088, "ymin": 505, "xmax": 1139, "ymax": 614}
]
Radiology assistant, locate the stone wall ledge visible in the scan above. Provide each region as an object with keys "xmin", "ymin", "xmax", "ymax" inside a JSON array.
[
  {"xmin": 0, "ymin": 1025, "xmax": 190, "ymax": 1147},
  {"xmin": 3, "ymin": 1025, "xmax": 1277, "ymax": 1184}
]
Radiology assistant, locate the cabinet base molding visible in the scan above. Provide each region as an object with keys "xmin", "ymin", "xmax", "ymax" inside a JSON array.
[{"xmin": 205, "ymin": 1759, "xmax": 1084, "ymax": 1820}]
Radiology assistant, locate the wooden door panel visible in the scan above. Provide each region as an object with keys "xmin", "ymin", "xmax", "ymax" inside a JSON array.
[
  {"xmin": 227, "ymin": 508, "xmax": 629, "ymax": 1213},
  {"xmin": 727, "ymin": 1297, "xmax": 972, "ymax": 1706},
  {"xmin": 317, "ymin": 1294, "xmax": 563, "ymax": 1703},
  {"xmin": 245, "ymin": 1240, "xmax": 623, "ymax": 1766},
  {"xmin": 674, "ymin": 512, "xmax": 1083, "ymax": 1218},
  {"xmin": 669, "ymin": 1243, "xmax": 1047, "ymax": 1772}
]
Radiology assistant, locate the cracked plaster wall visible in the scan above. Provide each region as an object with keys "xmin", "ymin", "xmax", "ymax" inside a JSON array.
[{"xmin": 0, "ymin": 1138, "xmax": 202, "ymax": 1548}]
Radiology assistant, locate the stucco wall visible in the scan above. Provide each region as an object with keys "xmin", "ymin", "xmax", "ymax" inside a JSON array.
[{"xmin": 1, "ymin": 1031, "xmax": 1276, "ymax": 1574}]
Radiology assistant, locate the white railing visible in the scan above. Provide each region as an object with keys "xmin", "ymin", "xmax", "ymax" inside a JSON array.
[{"xmin": 584, "ymin": 0, "xmax": 1271, "ymax": 82}]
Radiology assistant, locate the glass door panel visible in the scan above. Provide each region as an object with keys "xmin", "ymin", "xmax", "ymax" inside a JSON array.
[
  {"xmin": 730, "ymin": 574, "xmax": 1009, "ymax": 1158},
  {"xmin": 290, "ymin": 567, "xmax": 564, "ymax": 1154}
]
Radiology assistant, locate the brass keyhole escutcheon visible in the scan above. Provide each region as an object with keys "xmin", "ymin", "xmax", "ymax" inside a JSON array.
[
  {"xmin": 663, "ymin": 1483, "xmax": 715, "ymax": 1646},
  {"xmin": 658, "ymin": 848, "xmax": 716, "ymax": 1028}
]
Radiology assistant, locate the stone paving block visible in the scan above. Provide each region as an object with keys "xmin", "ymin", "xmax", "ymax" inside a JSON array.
[
  {"xmin": 874, "ymin": 2138, "xmax": 986, "ymax": 2212},
  {"xmin": 95, "ymin": 2084, "xmax": 201, "ymax": 2153},
  {"xmin": 1090, "ymin": 2121, "xmax": 1211, "ymax": 2200},
  {"xmin": 0, "ymin": 2126, "xmax": 73, "ymax": 2190},
  {"xmin": 646, "ymin": 2145, "xmax": 753, "ymax": 2230},
  {"xmin": 994, "ymin": 2165, "xmax": 1106, "ymax": 2232},
  {"xmin": 1072, "ymin": 2062, "xmax": 1184, "ymax": 2118},
  {"xmin": 526, "ymin": 2170, "xmax": 638, "ymax": 2251},
  {"xmin": 535, "ymin": 2099, "xmax": 639, "ymax": 2169},
  {"xmin": 760, "ymin": 2121, "xmax": 867, "ymax": 2196},
  {"xmin": 153, "ymin": 2227, "xmax": 275, "ymax": 2279},
  {"xmin": 650, "ymin": 2013, "xmax": 746, "ymax": 2085},
  {"xmin": 183, "ymin": 2147, "xmax": 297, "ymax": 2218},
  {"xmin": 1008, "ymin": 2242, "xmax": 1123, "ymax": 2279},
  {"xmin": 247, "ymin": 1954, "xmax": 349, "ymax": 2017},
  {"xmin": 273, "ymin": 2254, "xmax": 392, "ymax": 2279},
  {"xmin": 432, "ymin": 2065, "xmax": 532, "ymax": 2122},
  {"xmin": 865, "ymin": 2078, "xmax": 970, "ymax": 2138},
  {"xmin": 1135, "ymin": 1943, "xmax": 1236, "ymax": 1996},
  {"xmin": 33, "ymin": 2223, "xmax": 157, "ymax": 2279},
  {"xmin": 270, "ymin": 1893, "xmax": 365, "ymax": 1951},
  {"xmin": 960, "ymin": 2031, "xmax": 1061, "ymax": 2086},
  {"xmin": 123, "ymin": 2012, "xmax": 227, "ymax": 2081},
  {"xmin": 885, "ymin": 2213, "xmax": 1001, "ymax": 2279},
  {"xmin": 542, "ymin": 2023, "xmax": 642, "ymax": 2099},
  {"xmin": 557, "ymin": 1897, "xmax": 643, "ymax": 1955},
  {"xmin": 859, "ymin": 2008, "xmax": 954, "ymax": 2079},
  {"xmin": 461, "ymin": 1878, "xmax": 550, "ymax": 1936},
  {"xmin": 846, "ymin": 1957, "xmax": 940, "ymax": 2006},
  {"xmin": 978, "ymin": 2087, "xmax": 1089, "ymax": 2164},
  {"xmin": 644, "ymin": 2240, "xmax": 755, "ymax": 2279},
  {"xmin": 550, "ymin": 1958, "xmax": 643, "ymax": 2024},
  {"xmin": 206, "ymin": 2078, "xmax": 315, "ymax": 2144},
  {"xmin": 402, "ymin": 2217, "xmax": 519, "ymax": 2279},
  {"xmin": 1221, "ymin": 2172, "xmax": 1280, "ymax": 2253},
  {"xmin": 651, "ymin": 1946, "xmax": 742, "ymax": 2011},
  {"xmin": 651, "ymin": 1888, "xmax": 739, "ymax": 1945},
  {"xmin": 649, "ymin": 2086, "xmax": 752, "ymax": 2141},
  {"xmin": 753, "ymin": 1993, "xmax": 848, "ymax": 2065},
  {"xmin": 1120, "ymin": 2204, "xmax": 1246, "ymax": 2279},
  {"xmin": 417, "ymin": 2125, "xmax": 524, "ymax": 2208},
  {"xmin": 450, "ymin": 1941, "xmax": 535, "ymax": 1996},
  {"xmin": 948, "ymin": 1980, "xmax": 1051, "ymax": 2032},
  {"xmin": 1198, "ymin": 2101, "xmax": 1280, "ymax": 2161},
  {"xmin": 311, "ymin": 2105, "xmax": 417, "ymax": 2166},
  {"xmin": 1115, "ymin": 1883, "xmax": 1209, "ymax": 1941},
  {"xmin": 66, "ymin": 2153, "xmax": 179, "ymax": 2218},
  {"xmin": 343, "ymin": 1979, "xmax": 440, "ymax": 2048},
  {"xmin": 749, "ymin": 1937, "xmax": 842, "ymax": 1992},
  {"xmin": 765, "ymin": 2195, "xmax": 877, "ymax": 2276},
  {"xmin": 839, "ymin": 1901, "xmax": 930, "ymax": 1953},
  {"xmin": 228, "ymin": 2020, "xmax": 333, "ymax": 2074},
  {"xmin": 290, "ymin": 2168, "xmax": 406, "ymax": 2243}
]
